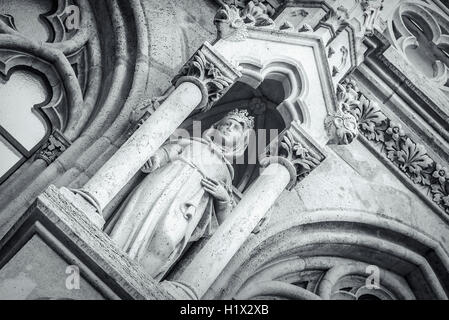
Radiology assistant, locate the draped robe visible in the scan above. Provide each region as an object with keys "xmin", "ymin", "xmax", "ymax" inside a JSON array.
[{"xmin": 110, "ymin": 137, "xmax": 234, "ymax": 279}]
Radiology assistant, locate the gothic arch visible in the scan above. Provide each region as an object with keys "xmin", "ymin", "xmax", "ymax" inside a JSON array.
[
  {"xmin": 205, "ymin": 209, "xmax": 449, "ymax": 300},
  {"xmin": 0, "ymin": 44, "xmax": 76, "ymax": 133},
  {"xmin": 231, "ymin": 58, "xmax": 310, "ymax": 127},
  {"xmin": 387, "ymin": 1, "xmax": 449, "ymax": 92}
]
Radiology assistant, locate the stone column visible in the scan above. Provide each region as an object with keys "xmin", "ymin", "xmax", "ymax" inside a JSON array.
[
  {"xmin": 169, "ymin": 121, "xmax": 326, "ymax": 299},
  {"xmin": 66, "ymin": 42, "xmax": 241, "ymax": 228}
]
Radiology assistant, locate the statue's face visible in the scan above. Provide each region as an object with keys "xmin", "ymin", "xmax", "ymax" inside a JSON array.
[{"xmin": 217, "ymin": 118, "xmax": 244, "ymax": 145}]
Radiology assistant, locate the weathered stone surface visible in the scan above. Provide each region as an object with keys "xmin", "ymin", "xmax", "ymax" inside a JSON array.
[
  {"xmin": 0, "ymin": 235, "xmax": 105, "ymax": 300},
  {"xmin": 0, "ymin": 185, "xmax": 175, "ymax": 300}
]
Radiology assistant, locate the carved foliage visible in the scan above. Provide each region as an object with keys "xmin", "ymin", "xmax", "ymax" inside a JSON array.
[
  {"xmin": 222, "ymin": 0, "xmax": 281, "ymax": 17},
  {"xmin": 279, "ymin": 130, "xmax": 322, "ymax": 181},
  {"xmin": 175, "ymin": 50, "xmax": 235, "ymax": 112},
  {"xmin": 35, "ymin": 131, "xmax": 71, "ymax": 166},
  {"xmin": 241, "ymin": 1, "xmax": 275, "ymax": 28},
  {"xmin": 343, "ymin": 79, "xmax": 449, "ymax": 214},
  {"xmin": 263, "ymin": 121, "xmax": 326, "ymax": 189},
  {"xmin": 214, "ymin": 4, "xmax": 248, "ymax": 41}
]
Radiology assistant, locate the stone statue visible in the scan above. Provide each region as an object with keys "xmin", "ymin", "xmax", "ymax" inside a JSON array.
[{"xmin": 110, "ymin": 109, "xmax": 255, "ymax": 280}]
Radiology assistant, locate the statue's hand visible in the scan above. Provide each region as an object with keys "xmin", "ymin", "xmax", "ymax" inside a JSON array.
[
  {"xmin": 141, "ymin": 154, "xmax": 163, "ymax": 173},
  {"xmin": 201, "ymin": 178, "xmax": 230, "ymax": 203}
]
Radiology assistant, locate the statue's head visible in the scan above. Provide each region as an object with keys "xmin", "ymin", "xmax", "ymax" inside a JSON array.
[{"xmin": 204, "ymin": 109, "xmax": 255, "ymax": 158}]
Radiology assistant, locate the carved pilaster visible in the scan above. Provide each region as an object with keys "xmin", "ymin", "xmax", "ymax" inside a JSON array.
[
  {"xmin": 173, "ymin": 42, "xmax": 241, "ymax": 112},
  {"xmin": 261, "ymin": 120, "xmax": 327, "ymax": 190},
  {"xmin": 35, "ymin": 130, "xmax": 71, "ymax": 165}
]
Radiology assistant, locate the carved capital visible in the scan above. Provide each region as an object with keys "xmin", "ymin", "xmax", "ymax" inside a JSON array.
[
  {"xmin": 214, "ymin": 1, "xmax": 275, "ymax": 42},
  {"xmin": 325, "ymin": 80, "xmax": 360, "ymax": 145},
  {"xmin": 173, "ymin": 42, "xmax": 241, "ymax": 112},
  {"xmin": 214, "ymin": 4, "xmax": 248, "ymax": 41},
  {"xmin": 261, "ymin": 121, "xmax": 326, "ymax": 190},
  {"xmin": 35, "ymin": 131, "xmax": 71, "ymax": 166}
]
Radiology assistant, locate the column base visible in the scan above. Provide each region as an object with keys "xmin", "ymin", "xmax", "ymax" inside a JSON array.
[{"xmin": 59, "ymin": 187, "xmax": 105, "ymax": 229}]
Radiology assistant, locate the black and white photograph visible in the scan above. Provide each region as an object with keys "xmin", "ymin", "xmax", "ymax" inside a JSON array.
[{"xmin": 0, "ymin": 0, "xmax": 448, "ymax": 310}]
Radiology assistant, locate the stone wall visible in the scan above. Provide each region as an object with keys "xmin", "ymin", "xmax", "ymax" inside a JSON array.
[{"xmin": 142, "ymin": 0, "xmax": 218, "ymax": 98}]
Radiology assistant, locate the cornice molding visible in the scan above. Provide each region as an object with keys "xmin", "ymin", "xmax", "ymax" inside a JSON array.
[{"xmin": 342, "ymin": 78, "xmax": 449, "ymax": 221}]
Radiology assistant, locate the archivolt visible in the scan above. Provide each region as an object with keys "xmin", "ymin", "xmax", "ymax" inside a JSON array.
[{"xmin": 205, "ymin": 209, "xmax": 449, "ymax": 300}]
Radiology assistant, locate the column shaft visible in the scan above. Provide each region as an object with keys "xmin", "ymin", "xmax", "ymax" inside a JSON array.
[{"xmin": 82, "ymin": 81, "xmax": 203, "ymax": 211}]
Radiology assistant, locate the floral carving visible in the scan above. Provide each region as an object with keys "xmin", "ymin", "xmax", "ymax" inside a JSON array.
[
  {"xmin": 385, "ymin": 121, "xmax": 404, "ymax": 142},
  {"xmin": 35, "ymin": 132, "xmax": 70, "ymax": 166},
  {"xmin": 261, "ymin": 121, "xmax": 325, "ymax": 190},
  {"xmin": 352, "ymin": 96, "xmax": 387, "ymax": 142},
  {"xmin": 248, "ymin": 97, "xmax": 267, "ymax": 115},
  {"xmin": 279, "ymin": 131, "xmax": 322, "ymax": 181},
  {"xmin": 432, "ymin": 164, "xmax": 449, "ymax": 185},
  {"xmin": 222, "ymin": 0, "xmax": 280, "ymax": 17},
  {"xmin": 432, "ymin": 183, "xmax": 449, "ymax": 209},
  {"xmin": 214, "ymin": 1, "xmax": 275, "ymax": 41},
  {"xmin": 343, "ymin": 78, "xmax": 449, "ymax": 214},
  {"xmin": 298, "ymin": 24, "xmax": 313, "ymax": 33},
  {"xmin": 241, "ymin": 1, "xmax": 275, "ymax": 28},
  {"xmin": 279, "ymin": 21, "xmax": 294, "ymax": 31},
  {"xmin": 174, "ymin": 50, "xmax": 235, "ymax": 112}
]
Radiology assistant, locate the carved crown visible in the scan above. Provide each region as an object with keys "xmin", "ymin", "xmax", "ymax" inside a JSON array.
[{"xmin": 226, "ymin": 109, "xmax": 255, "ymax": 129}]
